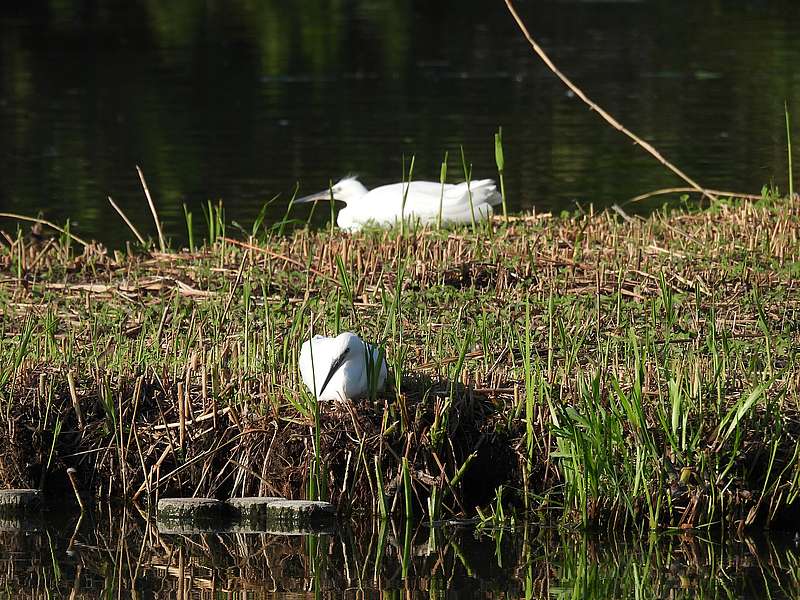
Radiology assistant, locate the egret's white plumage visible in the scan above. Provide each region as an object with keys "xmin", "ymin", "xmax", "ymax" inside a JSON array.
[
  {"xmin": 297, "ymin": 176, "xmax": 502, "ymax": 231},
  {"xmin": 299, "ymin": 332, "xmax": 387, "ymax": 401}
]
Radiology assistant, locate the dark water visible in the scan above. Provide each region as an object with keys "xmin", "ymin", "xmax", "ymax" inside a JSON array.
[
  {"xmin": 1, "ymin": 510, "xmax": 799, "ymax": 598},
  {"xmin": 1, "ymin": 0, "xmax": 800, "ymax": 246}
]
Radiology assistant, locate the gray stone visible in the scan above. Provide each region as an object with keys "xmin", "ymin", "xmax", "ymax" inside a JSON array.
[
  {"xmin": 0, "ymin": 489, "xmax": 42, "ymax": 517},
  {"xmin": 226, "ymin": 496, "xmax": 284, "ymax": 526},
  {"xmin": 261, "ymin": 499, "xmax": 335, "ymax": 527},
  {"xmin": 224, "ymin": 496, "xmax": 335, "ymax": 532},
  {"xmin": 155, "ymin": 497, "xmax": 336, "ymax": 535},
  {"xmin": 156, "ymin": 498, "xmax": 229, "ymax": 529}
]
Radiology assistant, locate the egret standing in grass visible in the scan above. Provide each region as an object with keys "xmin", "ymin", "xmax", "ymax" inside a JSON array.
[
  {"xmin": 296, "ymin": 176, "xmax": 502, "ymax": 231},
  {"xmin": 299, "ymin": 332, "xmax": 387, "ymax": 401}
]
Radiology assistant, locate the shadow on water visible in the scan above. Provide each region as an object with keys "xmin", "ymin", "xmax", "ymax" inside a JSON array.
[{"xmin": 1, "ymin": 507, "xmax": 799, "ymax": 597}]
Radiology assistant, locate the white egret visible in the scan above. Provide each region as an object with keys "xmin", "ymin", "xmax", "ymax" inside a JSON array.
[
  {"xmin": 296, "ymin": 176, "xmax": 502, "ymax": 231},
  {"xmin": 299, "ymin": 332, "xmax": 388, "ymax": 401}
]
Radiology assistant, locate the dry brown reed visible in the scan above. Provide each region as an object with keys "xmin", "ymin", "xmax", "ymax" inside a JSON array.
[{"xmin": 0, "ymin": 198, "xmax": 798, "ymax": 528}]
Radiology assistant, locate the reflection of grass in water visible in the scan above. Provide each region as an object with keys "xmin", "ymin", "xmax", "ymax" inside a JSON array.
[
  {"xmin": 546, "ymin": 531, "xmax": 798, "ymax": 599},
  {"xmin": 1, "ymin": 511, "xmax": 799, "ymax": 596},
  {"xmin": 144, "ymin": 0, "xmax": 343, "ymax": 73}
]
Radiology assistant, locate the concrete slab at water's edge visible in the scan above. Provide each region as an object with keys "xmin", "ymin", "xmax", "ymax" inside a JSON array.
[
  {"xmin": 156, "ymin": 498, "xmax": 230, "ymax": 532},
  {"xmin": 155, "ymin": 497, "xmax": 335, "ymax": 534},
  {"xmin": 226, "ymin": 496, "xmax": 284, "ymax": 523},
  {"xmin": 261, "ymin": 499, "xmax": 335, "ymax": 527},
  {"xmin": 0, "ymin": 489, "xmax": 42, "ymax": 517},
  {"xmin": 225, "ymin": 497, "xmax": 336, "ymax": 532}
]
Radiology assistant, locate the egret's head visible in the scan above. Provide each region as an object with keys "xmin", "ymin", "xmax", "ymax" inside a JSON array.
[
  {"xmin": 296, "ymin": 176, "xmax": 369, "ymax": 206},
  {"xmin": 337, "ymin": 331, "xmax": 367, "ymax": 362},
  {"xmin": 318, "ymin": 332, "xmax": 366, "ymax": 395}
]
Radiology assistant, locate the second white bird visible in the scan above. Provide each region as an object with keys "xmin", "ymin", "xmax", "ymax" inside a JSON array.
[
  {"xmin": 299, "ymin": 332, "xmax": 388, "ymax": 401},
  {"xmin": 296, "ymin": 176, "xmax": 502, "ymax": 231}
]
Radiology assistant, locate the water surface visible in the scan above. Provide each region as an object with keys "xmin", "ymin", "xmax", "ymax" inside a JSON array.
[
  {"xmin": 1, "ymin": 509, "xmax": 799, "ymax": 598},
  {"xmin": 1, "ymin": 1, "xmax": 800, "ymax": 245}
]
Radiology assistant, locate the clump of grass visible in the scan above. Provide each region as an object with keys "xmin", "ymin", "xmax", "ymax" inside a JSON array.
[
  {"xmin": 786, "ymin": 101, "xmax": 794, "ymax": 200},
  {"xmin": 437, "ymin": 151, "xmax": 448, "ymax": 230},
  {"xmin": 459, "ymin": 146, "xmax": 477, "ymax": 232},
  {"xmin": 400, "ymin": 154, "xmax": 416, "ymax": 236},
  {"xmin": 494, "ymin": 126, "xmax": 508, "ymax": 222},
  {"xmin": 0, "ymin": 194, "xmax": 798, "ymax": 531}
]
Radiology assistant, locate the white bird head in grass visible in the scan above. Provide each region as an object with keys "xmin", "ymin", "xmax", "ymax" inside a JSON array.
[
  {"xmin": 299, "ymin": 332, "xmax": 387, "ymax": 401},
  {"xmin": 296, "ymin": 176, "xmax": 369, "ymax": 206}
]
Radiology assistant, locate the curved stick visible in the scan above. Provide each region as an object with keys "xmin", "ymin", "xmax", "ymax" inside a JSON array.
[
  {"xmin": 0, "ymin": 212, "xmax": 88, "ymax": 246},
  {"xmin": 503, "ymin": 0, "xmax": 716, "ymax": 202},
  {"xmin": 627, "ymin": 187, "xmax": 762, "ymax": 205},
  {"xmin": 108, "ymin": 196, "xmax": 147, "ymax": 245},
  {"xmin": 136, "ymin": 165, "xmax": 166, "ymax": 252}
]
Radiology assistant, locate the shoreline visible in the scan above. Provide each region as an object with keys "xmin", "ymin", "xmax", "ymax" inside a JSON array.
[{"xmin": 0, "ymin": 198, "xmax": 798, "ymax": 531}]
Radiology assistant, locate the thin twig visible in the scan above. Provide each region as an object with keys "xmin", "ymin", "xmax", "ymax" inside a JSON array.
[
  {"xmin": 67, "ymin": 370, "xmax": 85, "ymax": 430},
  {"xmin": 0, "ymin": 213, "xmax": 88, "ymax": 246},
  {"xmin": 220, "ymin": 249, "xmax": 249, "ymax": 324},
  {"xmin": 503, "ymin": 0, "xmax": 717, "ymax": 202},
  {"xmin": 66, "ymin": 467, "xmax": 86, "ymax": 512},
  {"xmin": 611, "ymin": 204, "xmax": 636, "ymax": 224},
  {"xmin": 136, "ymin": 165, "xmax": 166, "ymax": 252},
  {"xmin": 108, "ymin": 196, "xmax": 147, "ymax": 245},
  {"xmin": 626, "ymin": 187, "xmax": 762, "ymax": 205}
]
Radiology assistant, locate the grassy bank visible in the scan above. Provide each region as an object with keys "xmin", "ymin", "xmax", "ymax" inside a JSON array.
[{"xmin": 0, "ymin": 195, "xmax": 798, "ymax": 531}]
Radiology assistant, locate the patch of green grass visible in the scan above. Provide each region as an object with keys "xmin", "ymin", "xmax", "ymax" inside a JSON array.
[{"xmin": 0, "ymin": 195, "xmax": 798, "ymax": 530}]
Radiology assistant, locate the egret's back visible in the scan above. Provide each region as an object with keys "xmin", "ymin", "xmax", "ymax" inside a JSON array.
[
  {"xmin": 298, "ymin": 335, "xmax": 336, "ymax": 398},
  {"xmin": 337, "ymin": 179, "xmax": 501, "ymax": 230},
  {"xmin": 299, "ymin": 334, "xmax": 388, "ymax": 401}
]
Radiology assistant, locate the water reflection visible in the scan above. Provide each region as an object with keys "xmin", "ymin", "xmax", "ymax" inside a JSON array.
[
  {"xmin": 1, "ymin": 1, "xmax": 800, "ymax": 246},
  {"xmin": 0, "ymin": 508, "xmax": 798, "ymax": 598}
]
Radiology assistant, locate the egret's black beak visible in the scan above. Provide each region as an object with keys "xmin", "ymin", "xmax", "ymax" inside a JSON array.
[
  {"xmin": 295, "ymin": 190, "xmax": 337, "ymax": 204},
  {"xmin": 318, "ymin": 350, "xmax": 348, "ymax": 396}
]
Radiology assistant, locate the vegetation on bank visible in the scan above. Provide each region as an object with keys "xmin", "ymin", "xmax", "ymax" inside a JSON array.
[{"xmin": 0, "ymin": 195, "xmax": 798, "ymax": 532}]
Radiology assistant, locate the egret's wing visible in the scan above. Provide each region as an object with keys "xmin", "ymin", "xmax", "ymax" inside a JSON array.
[
  {"xmin": 298, "ymin": 339, "xmax": 316, "ymax": 391},
  {"xmin": 347, "ymin": 179, "xmax": 500, "ymax": 229},
  {"xmin": 407, "ymin": 181, "xmax": 446, "ymax": 197},
  {"xmin": 299, "ymin": 336, "xmax": 337, "ymax": 394},
  {"xmin": 406, "ymin": 180, "xmax": 500, "ymax": 222},
  {"xmin": 442, "ymin": 179, "xmax": 501, "ymax": 206},
  {"xmin": 351, "ymin": 182, "xmax": 435, "ymax": 225}
]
